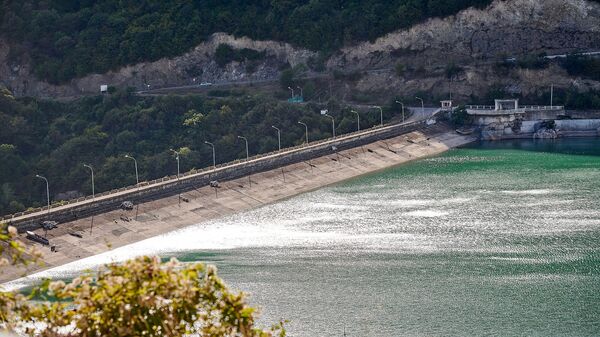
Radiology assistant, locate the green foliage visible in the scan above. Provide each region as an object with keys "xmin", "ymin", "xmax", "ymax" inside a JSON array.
[
  {"xmin": 215, "ymin": 44, "xmax": 266, "ymax": 68},
  {"xmin": 0, "ymin": 228, "xmax": 284, "ymax": 336},
  {"xmin": 450, "ymin": 105, "xmax": 471, "ymax": 126},
  {"xmin": 559, "ymin": 55, "xmax": 600, "ymax": 81},
  {"xmin": 0, "ymin": 0, "xmax": 494, "ymax": 83},
  {"xmin": 395, "ymin": 63, "xmax": 406, "ymax": 77},
  {"xmin": 279, "ymin": 69, "xmax": 296, "ymax": 89},
  {"xmin": 445, "ymin": 63, "xmax": 463, "ymax": 79},
  {"xmin": 516, "ymin": 54, "xmax": 549, "ymax": 70},
  {"xmin": 0, "ymin": 90, "xmax": 401, "ymax": 215}
]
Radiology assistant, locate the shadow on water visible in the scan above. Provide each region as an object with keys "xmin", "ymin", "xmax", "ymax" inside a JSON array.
[{"xmin": 464, "ymin": 138, "xmax": 600, "ymax": 157}]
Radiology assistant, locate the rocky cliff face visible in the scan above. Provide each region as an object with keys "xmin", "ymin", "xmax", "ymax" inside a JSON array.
[
  {"xmin": 330, "ymin": 0, "xmax": 600, "ymax": 70},
  {"xmin": 1, "ymin": 0, "xmax": 599, "ymax": 99}
]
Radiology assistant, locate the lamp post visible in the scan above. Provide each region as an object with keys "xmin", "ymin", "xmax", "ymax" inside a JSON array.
[
  {"xmin": 395, "ymin": 100, "xmax": 405, "ymax": 123},
  {"xmin": 351, "ymin": 110, "xmax": 360, "ymax": 131},
  {"xmin": 169, "ymin": 149, "xmax": 180, "ymax": 180},
  {"xmin": 550, "ymin": 84, "xmax": 554, "ymax": 108},
  {"xmin": 204, "ymin": 141, "xmax": 216, "ymax": 169},
  {"xmin": 237, "ymin": 136, "xmax": 251, "ymax": 187},
  {"xmin": 297, "ymin": 85, "xmax": 303, "ymax": 99},
  {"xmin": 169, "ymin": 149, "xmax": 181, "ymax": 206},
  {"xmin": 35, "ymin": 175, "xmax": 50, "ymax": 217},
  {"xmin": 237, "ymin": 136, "xmax": 249, "ymax": 161},
  {"xmin": 372, "ymin": 106, "xmax": 383, "ymax": 126},
  {"xmin": 324, "ymin": 114, "xmax": 335, "ymax": 138},
  {"xmin": 124, "ymin": 155, "xmax": 139, "ymax": 187},
  {"xmin": 83, "ymin": 164, "xmax": 95, "ymax": 199},
  {"xmin": 272, "ymin": 126, "xmax": 281, "ymax": 151},
  {"xmin": 287, "ymin": 86, "xmax": 294, "ymax": 99},
  {"xmin": 415, "ymin": 97, "xmax": 425, "ymax": 119},
  {"xmin": 298, "ymin": 121, "xmax": 309, "ymax": 145}
]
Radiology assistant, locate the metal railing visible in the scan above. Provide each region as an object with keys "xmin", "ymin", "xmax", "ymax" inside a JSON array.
[
  {"xmin": 519, "ymin": 105, "xmax": 564, "ymax": 111},
  {"xmin": 0, "ymin": 114, "xmax": 438, "ymax": 223},
  {"xmin": 467, "ymin": 105, "xmax": 564, "ymax": 111},
  {"xmin": 466, "ymin": 105, "xmax": 495, "ymax": 110}
]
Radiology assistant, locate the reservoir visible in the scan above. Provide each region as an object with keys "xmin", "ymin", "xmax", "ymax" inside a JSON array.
[{"xmin": 12, "ymin": 138, "xmax": 600, "ymax": 336}]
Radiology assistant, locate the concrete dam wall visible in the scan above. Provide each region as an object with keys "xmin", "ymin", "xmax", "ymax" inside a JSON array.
[{"xmin": 4, "ymin": 118, "xmax": 433, "ymax": 232}]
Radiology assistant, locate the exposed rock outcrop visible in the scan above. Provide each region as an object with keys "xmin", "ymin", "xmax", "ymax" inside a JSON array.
[{"xmin": 1, "ymin": 0, "xmax": 599, "ymax": 98}]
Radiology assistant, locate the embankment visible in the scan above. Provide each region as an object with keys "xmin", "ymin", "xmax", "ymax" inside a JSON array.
[{"xmin": 3, "ymin": 122, "xmax": 476, "ymax": 283}]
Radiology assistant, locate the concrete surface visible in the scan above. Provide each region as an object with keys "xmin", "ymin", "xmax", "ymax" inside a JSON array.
[{"xmin": 2, "ymin": 124, "xmax": 475, "ymax": 283}]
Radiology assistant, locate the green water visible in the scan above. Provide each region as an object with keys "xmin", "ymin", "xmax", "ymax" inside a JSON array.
[{"xmin": 15, "ymin": 138, "xmax": 600, "ymax": 336}]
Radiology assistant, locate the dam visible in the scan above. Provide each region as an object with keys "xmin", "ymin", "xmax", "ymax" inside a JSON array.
[
  {"xmin": 8, "ymin": 137, "xmax": 600, "ymax": 337},
  {"xmin": 2, "ymin": 118, "xmax": 476, "ymax": 282}
]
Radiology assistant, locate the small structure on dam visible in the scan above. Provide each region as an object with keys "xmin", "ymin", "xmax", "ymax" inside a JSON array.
[{"xmin": 465, "ymin": 99, "xmax": 570, "ymax": 140}]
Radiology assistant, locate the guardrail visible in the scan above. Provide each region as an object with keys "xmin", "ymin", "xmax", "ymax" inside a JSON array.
[
  {"xmin": 1, "ymin": 114, "xmax": 439, "ymax": 228},
  {"xmin": 520, "ymin": 105, "xmax": 564, "ymax": 111},
  {"xmin": 466, "ymin": 105, "xmax": 494, "ymax": 110},
  {"xmin": 466, "ymin": 105, "xmax": 564, "ymax": 111}
]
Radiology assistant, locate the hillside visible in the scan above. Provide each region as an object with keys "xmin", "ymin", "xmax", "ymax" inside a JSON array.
[
  {"xmin": 0, "ymin": 0, "xmax": 493, "ymax": 84},
  {"xmin": 1, "ymin": 0, "xmax": 600, "ymax": 101},
  {"xmin": 2, "ymin": 0, "xmax": 600, "ymax": 215}
]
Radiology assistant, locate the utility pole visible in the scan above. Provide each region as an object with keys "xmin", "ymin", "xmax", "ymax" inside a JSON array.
[
  {"xmin": 550, "ymin": 84, "xmax": 554, "ymax": 108},
  {"xmin": 83, "ymin": 164, "xmax": 95, "ymax": 199}
]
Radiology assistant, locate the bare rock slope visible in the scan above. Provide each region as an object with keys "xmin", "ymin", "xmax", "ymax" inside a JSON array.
[{"xmin": 1, "ymin": 0, "xmax": 599, "ymax": 99}]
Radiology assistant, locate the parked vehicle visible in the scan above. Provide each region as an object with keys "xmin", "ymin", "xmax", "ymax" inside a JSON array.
[
  {"xmin": 41, "ymin": 221, "xmax": 58, "ymax": 230},
  {"xmin": 120, "ymin": 201, "xmax": 134, "ymax": 210},
  {"xmin": 26, "ymin": 231, "xmax": 49, "ymax": 246}
]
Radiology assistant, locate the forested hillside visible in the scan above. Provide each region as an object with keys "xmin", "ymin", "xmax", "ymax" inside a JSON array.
[
  {"xmin": 2, "ymin": 84, "xmax": 600, "ymax": 216},
  {"xmin": 0, "ymin": 88, "xmax": 399, "ymax": 216},
  {"xmin": 1, "ymin": 0, "xmax": 493, "ymax": 83}
]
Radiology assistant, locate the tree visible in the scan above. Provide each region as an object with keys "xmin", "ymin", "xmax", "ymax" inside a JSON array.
[
  {"xmin": 395, "ymin": 63, "xmax": 406, "ymax": 77},
  {"xmin": 0, "ymin": 224, "xmax": 285, "ymax": 337}
]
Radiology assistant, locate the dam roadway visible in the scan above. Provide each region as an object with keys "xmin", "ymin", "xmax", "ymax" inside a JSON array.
[{"xmin": 3, "ymin": 120, "xmax": 476, "ymax": 283}]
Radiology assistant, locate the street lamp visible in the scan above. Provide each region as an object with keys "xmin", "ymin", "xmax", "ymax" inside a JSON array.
[
  {"xmin": 237, "ymin": 136, "xmax": 251, "ymax": 187},
  {"xmin": 83, "ymin": 164, "xmax": 95, "ymax": 199},
  {"xmin": 272, "ymin": 126, "xmax": 281, "ymax": 151},
  {"xmin": 351, "ymin": 110, "xmax": 360, "ymax": 131},
  {"xmin": 169, "ymin": 149, "xmax": 181, "ymax": 206},
  {"xmin": 395, "ymin": 100, "xmax": 405, "ymax": 122},
  {"xmin": 124, "ymin": 155, "xmax": 139, "ymax": 186},
  {"xmin": 35, "ymin": 175, "xmax": 50, "ymax": 217},
  {"xmin": 237, "ymin": 136, "xmax": 249, "ymax": 161},
  {"xmin": 204, "ymin": 141, "xmax": 216, "ymax": 169},
  {"xmin": 297, "ymin": 85, "xmax": 303, "ymax": 98},
  {"xmin": 287, "ymin": 86, "xmax": 294, "ymax": 99},
  {"xmin": 298, "ymin": 121, "xmax": 309, "ymax": 145},
  {"xmin": 169, "ymin": 149, "xmax": 180, "ymax": 180},
  {"xmin": 550, "ymin": 84, "xmax": 554, "ymax": 108},
  {"xmin": 372, "ymin": 106, "xmax": 383, "ymax": 126},
  {"xmin": 324, "ymin": 114, "xmax": 335, "ymax": 138},
  {"xmin": 415, "ymin": 97, "xmax": 425, "ymax": 119}
]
